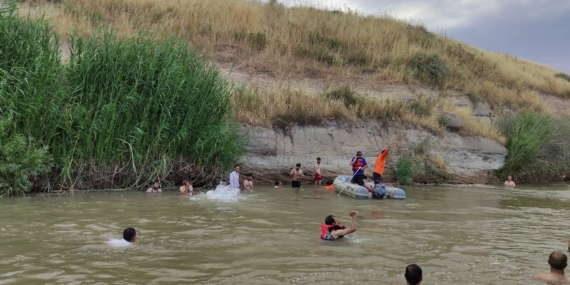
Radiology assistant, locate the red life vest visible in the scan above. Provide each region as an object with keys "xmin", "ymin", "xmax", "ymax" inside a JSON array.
[
  {"xmin": 320, "ymin": 223, "xmax": 346, "ymax": 240},
  {"xmin": 352, "ymin": 159, "xmax": 364, "ymax": 172}
]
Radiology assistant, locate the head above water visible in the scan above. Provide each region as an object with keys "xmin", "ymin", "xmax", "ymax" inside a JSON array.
[
  {"xmin": 507, "ymin": 175, "xmax": 513, "ymax": 181},
  {"xmin": 325, "ymin": 215, "xmax": 338, "ymax": 225},
  {"xmin": 295, "ymin": 163, "xmax": 301, "ymax": 169},
  {"xmin": 183, "ymin": 178, "xmax": 189, "ymax": 185},
  {"xmin": 123, "ymin": 227, "xmax": 137, "ymax": 243},
  {"xmin": 274, "ymin": 180, "xmax": 282, "ymax": 186},
  {"xmin": 152, "ymin": 181, "xmax": 159, "ymax": 189},
  {"xmin": 356, "ymin": 151, "xmax": 362, "ymax": 157},
  {"xmin": 548, "ymin": 251, "xmax": 568, "ymax": 271},
  {"xmin": 405, "ymin": 264, "xmax": 422, "ymax": 285}
]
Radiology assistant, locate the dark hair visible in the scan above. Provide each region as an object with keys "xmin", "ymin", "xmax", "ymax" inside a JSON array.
[
  {"xmin": 549, "ymin": 251, "xmax": 568, "ymax": 270},
  {"xmin": 123, "ymin": 227, "xmax": 136, "ymax": 242},
  {"xmin": 381, "ymin": 149, "xmax": 385, "ymax": 154},
  {"xmin": 325, "ymin": 215, "xmax": 335, "ymax": 225},
  {"xmin": 296, "ymin": 163, "xmax": 301, "ymax": 167},
  {"xmin": 247, "ymin": 173, "xmax": 253, "ymax": 177},
  {"xmin": 274, "ymin": 180, "xmax": 281, "ymax": 186},
  {"xmin": 222, "ymin": 179, "xmax": 228, "ymax": 183},
  {"xmin": 317, "ymin": 157, "xmax": 321, "ymax": 160},
  {"xmin": 405, "ymin": 264, "xmax": 422, "ymax": 285},
  {"xmin": 234, "ymin": 164, "xmax": 240, "ymax": 168}
]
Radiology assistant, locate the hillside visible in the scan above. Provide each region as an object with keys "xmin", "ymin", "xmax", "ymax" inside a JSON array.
[{"xmin": 14, "ymin": 0, "xmax": 570, "ymax": 185}]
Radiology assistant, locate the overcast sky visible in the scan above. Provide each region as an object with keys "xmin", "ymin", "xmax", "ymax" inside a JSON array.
[{"xmin": 277, "ymin": 0, "xmax": 570, "ymax": 73}]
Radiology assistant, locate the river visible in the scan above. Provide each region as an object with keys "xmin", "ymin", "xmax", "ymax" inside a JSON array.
[{"xmin": 1, "ymin": 183, "xmax": 569, "ymax": 284}]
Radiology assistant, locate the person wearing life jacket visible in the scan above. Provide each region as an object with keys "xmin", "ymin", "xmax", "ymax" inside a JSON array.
[
  {"xmin": 349, "ymin": 151, "xmax": 368, "ymax": 186},
  {"xmin": 320, "ymin": 210, "xmax": 358, "ymax": 241}
]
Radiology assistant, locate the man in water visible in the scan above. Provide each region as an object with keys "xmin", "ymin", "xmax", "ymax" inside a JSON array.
[
  {"xmin": 349, "ymin": 151, "xmax": 368, "ymax": 186},
  {"xmin": 274, "ymin": 180, "xmax": 282, "ymax": 188},
  {"xmin": 504, "ymin": 175, "xmax": 516, "ymax": 187},
  {"xmin": 109, "ymin": 227, "xmax": 137, "ymax": 247},
  {"xmin": 243, "ymin": 174, "xmax": 254, "ymax": 191},
  {"xmin": 290, "ymin": 163, "xmax": 304, "ymax": 188},
  {"xmin": 534, "ymin": 251, "xmax": 570, "ymax": 284},
  {"xmin": 220, "ymin": 179, "xmax": 228, "ymax": 186},
  {"xmin": 320, "ymin": 210, "xmax": 357, "ymax": 241},
  {"xmin": 146, "ymin": 181, "xmax": 162, "ymax": 193},
  {"xmin": 373, "ymin": 145, "xmax": 390, "ymax": 186},
  {"xmin": 229, "ymin": 164, "xmax": 240, "ymax": 189},
  {"xmin": 179, "ymin": 178, "xmax": 193, "ymax": 195},
  {"xmin": 405, "ymin": 264, "xmax": 423, "ymax": 285},
  {"xmin": 313, "ymin": 157, "xmax": 323, "ymax": 187}
]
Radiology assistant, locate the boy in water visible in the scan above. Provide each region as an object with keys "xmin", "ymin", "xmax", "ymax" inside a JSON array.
[
  {"xmin": 314, "ymin": 157, "xmax": 323, "ymax": 187},
  {"xmin": 243, "ymin": 174, "xmax": 254, "ymax": 191},
  {"xmin": 274, "ymin": 180, "xmax": 283, "ymax": 188},
  {"xmin": 179, "ymin": 178, "xmax": 193, "ymax": 195},
  {"xmin": 290, "ymin": 163, "xmax": 304, "ymax": 188},
  {"xmin": 146, "ymin": 181, "xmax": 162, "ymax": 193},
  {"xmin": 109, "ymin": 227, "xmax": 137, "ymax": 247}
]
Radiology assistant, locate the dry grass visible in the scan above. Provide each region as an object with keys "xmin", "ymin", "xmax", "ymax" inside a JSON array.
[{"xmin": 15, "ymin": 0, "xmax": 570, "ymax": 143}]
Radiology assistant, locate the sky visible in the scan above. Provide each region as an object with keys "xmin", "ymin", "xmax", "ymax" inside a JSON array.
[{"xmin": 277, "ymin": 0, "xmax": 570, "ymax": 73}]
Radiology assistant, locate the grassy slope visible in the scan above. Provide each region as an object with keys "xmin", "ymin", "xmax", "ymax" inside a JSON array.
[{"xmin": 18, "ymin": 0, "xmax": 570, "ymax": 143}]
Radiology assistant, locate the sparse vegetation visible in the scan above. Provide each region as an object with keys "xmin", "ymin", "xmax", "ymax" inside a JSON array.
[
  {"xmin": 394, "ymin": 156, "xmax": 416, "ymax": 186},
  {"xmin": 555, "ymin": 73, "xmax": 570, "ymax": 83}
]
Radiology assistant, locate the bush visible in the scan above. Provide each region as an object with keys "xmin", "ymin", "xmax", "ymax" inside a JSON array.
[
  {"xmin": 408, "ymin": 53, "xmax": 449, "ymax": 87},
  {"xmin": 554, "ymin": 72, "xmax": 570, "ymax": 83},
  {"xmin": 497, "ymin": 112, "xmax": 570, "ymax": 182},
  {"xmin": 0, "ymin": 118, "xmax": 53, "ymax": 196},
  {"xmin": 324, "ymin": 86, "xmax": 361, "ymax": 107},
  {"xmin": 394, "ymin": 156, "xmax": 416, "ymax": 185}
]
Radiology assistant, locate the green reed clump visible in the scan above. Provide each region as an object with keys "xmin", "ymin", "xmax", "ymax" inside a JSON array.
[
  {"xmin": 498, "ymin": 112, "xmax": 570, "ymax": 182},
  {"xmin": 393, "ymin": 156, "xmax": 416, "ymax": 186},
  {"xmin": 57, "ymin": 30, "xmax": 245, "ymax": 186}
]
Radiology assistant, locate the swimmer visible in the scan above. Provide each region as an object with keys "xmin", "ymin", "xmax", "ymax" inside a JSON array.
[
  {"xmin": 405, "ymin": 264, "xmax": 423, "ymax": 285},
  {"xmin": 179, "ymin": 178, "xmax": 193, "ymax": 195},
  {"xmin": 534, "ymin": 251, "xmax": 570, "ymax": 284},
  {"xmin": 274, "ymin": 180, "xmax": 282, "ymax": 188},
  {"xmin": 320, "ymin": 210, "xmax": 357, "ymax": 241},
  {"xmin": 243, "ymin": 174, "xmax": 253, "ymax": 191},
  {"xmin": 503, "ymin": 175, "xmax": 516, "ymax": 187},
  {"xmin": 109, "ymin": 227, "xmax": 137, "ymax": 247},
  {"xmin": 146, "ymin": 181, "xmax": 162, "ymax": 193}
]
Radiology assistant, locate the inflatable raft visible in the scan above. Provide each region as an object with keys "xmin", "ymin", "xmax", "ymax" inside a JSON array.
[{"xmin": 333, "ymin": 175, "xmax": 406, "ymax": 200}]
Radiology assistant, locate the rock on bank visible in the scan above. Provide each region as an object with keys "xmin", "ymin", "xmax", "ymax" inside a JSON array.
[{"xmin": 240, "ymin": 121, "xmax": 507, "ymax": 185}]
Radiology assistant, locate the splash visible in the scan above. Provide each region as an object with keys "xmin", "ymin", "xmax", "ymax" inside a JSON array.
[{"xmin": 203, "ymin": 185, "xmax": 241, "ymax": 202}]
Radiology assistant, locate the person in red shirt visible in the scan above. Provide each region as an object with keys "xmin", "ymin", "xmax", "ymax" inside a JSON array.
[{"xmin": 373, "ymin": 146, "xmax": 390, "ymax": 186}]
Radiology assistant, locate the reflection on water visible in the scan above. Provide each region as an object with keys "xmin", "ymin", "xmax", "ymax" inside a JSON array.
[{"xmin": 0, "ymin": 183, "xmax": 569, "ymax": 284}]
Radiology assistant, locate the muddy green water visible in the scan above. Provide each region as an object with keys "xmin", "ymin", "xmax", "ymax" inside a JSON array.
[{"xmin": 1, "ymin": 183, "xmax": 569, "ymax": 285}]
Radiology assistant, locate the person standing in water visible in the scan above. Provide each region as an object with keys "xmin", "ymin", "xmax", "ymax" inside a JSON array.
[
  {"xmin": 243, "ymin": 174, "xmax": 254, "ymax": 191},
  {"xmin": 290, "ymin": 163, "xmax": 304, "ymax": 188},
  {"xmin": 229, "ymin": 164, "xmax": 240, "ymax": 189},
  {"xmin": 146, "ymin": 181, "xmax": 162, "ymax": 193},
  {"xmin": 179, "ymin": 178, "xmax": 193, "ymax": 195},
  {"xmin": 349, "ymin": 151, "xmax": 368, "ymax": 186},
  {"xmin": 313, "ymin": 157, "xmax": 323, "ymax": 187},
  {"xmin": 504, "ymin": 175, "xmax": 516, "ymax": 187},
  {"xmin": 534, "ymin": 251, "xmax": 570, "ymax": 284},
  {"xmin": 320, "ymin": 210, "xmax": 358, "ymax": 241},
  {"xmin": 373, "ymin": 145, "xmax": 390, "ymax": 186}
]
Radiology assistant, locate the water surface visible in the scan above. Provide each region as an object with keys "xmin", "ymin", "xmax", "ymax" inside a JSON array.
[{"xmin": 1, "ymin": 183, "xmax": 569, "ymax": 284}]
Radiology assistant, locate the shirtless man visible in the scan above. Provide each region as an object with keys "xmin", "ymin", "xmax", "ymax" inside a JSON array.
[
  {"xmin": 179, "ymin": 178, "xmax": 193, "ymax": 195},
  {"xmin": 274, "ymin": 180, "xmax": 282, "ymax": 188},
  {"xmin": 243, "ymin": 174, "xmax": 254, "ymax": 191},
  {"xmin": 504, "ymin": 175, "xmax": 516, "ymax": 187},
  {"xmin": 290, "ymin": 163, "xmax": 304, "ymax": 188},
  {"xmin": 534, "ymin": 251, "xmax": 570, "ymax": 284},
  {"xmin": 146, "ymin": 181, "xmax": 162, "ymax": 193},
  {"xmin": 314, "ymin": 157, "xmax": 323, "ymax": 187}
]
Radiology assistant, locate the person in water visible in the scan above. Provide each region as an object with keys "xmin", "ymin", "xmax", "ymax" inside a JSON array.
[
  {"xmin": 373, "ymin": 145, "xmax": 390, "ymax": 186},
  {"xmin": 229, "ymin": 164, "xmax": 240, "ymax": 189},
  {"xmin": 109, "ymin": 227, "xmax": 137, "ymax": 247},
  {"xmin": 503, "ymin": 175, "xmax": 516, "ymax": 187},
  {"xmin": 349, "ymin": 151, "xmax": 368, "ymax": 186},
  {"xmin": 243, "ymin": 174, "xmax": 254, "ymax": 191},
  {"xmin": 220, "ymin": 179, "xmax": 228, "ymax": 186},
  {"xmin": 274, "ymin": 180, "xmax": 282, "ymax": 188},
  {"xmin": 146, "ymin": 181, "xmax": 162, "ymax": 193},
  {"xmin": 313, "ymin": 157, "xmax": 323, "ymax": 187},
  {"xmin": 290, "ymin": 163, "xmax": 304, "ymax": 188},
  {"xmin": 405, "ymin": 264, "xmax": 423, "ymax": 285},
  {"xmin": 179, "ymin": 178, "xmax": 193, "ymax": 195},
  {"xmin": 320, "ymin": 210, "xmax": 358, "ymax": 241},
  {"xmin": 535, "ymin": 251, "xmax": 570, "ymax": 284}
]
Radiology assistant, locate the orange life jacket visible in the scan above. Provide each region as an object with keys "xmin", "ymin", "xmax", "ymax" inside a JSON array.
[{"xmin": 320, "ymin": 223, "xmax": 346, "ymax": 240}]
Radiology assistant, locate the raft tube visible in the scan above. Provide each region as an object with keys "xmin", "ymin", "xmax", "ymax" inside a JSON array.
[{"xmin": 333, "ymin": 175, "xmax": 406, "ymax": 200}]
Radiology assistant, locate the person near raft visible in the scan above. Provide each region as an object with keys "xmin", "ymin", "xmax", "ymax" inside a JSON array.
[
  {"xmin": 349, "ymin": 151, "xmax": 368, "ymax": 186},
  {"xmin": 320, "ymin": 210, "xmax": 358, "ymax": 241}
]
